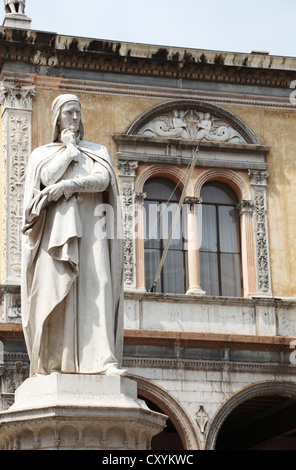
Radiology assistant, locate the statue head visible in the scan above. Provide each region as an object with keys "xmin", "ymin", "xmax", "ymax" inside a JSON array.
[{"xmin": 51, "ymin": 94, "xmax": 84, "ymax": 142}]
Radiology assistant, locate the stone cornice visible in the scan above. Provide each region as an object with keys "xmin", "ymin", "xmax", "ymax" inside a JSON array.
[
  {"xmin": 124, "ymin": 329, "xmax": 295, "ymax": 352},
  {"xmin": 0, "ymin": 27, "xmax": 295, "ymax": 88},
  {"xmin": 123, "ymin": 357, "xmax": 296, "ymax": 375},
  {"xmin": 113, "ymin": 134, "xmax": 270, "ymax": 154},
  {"xmin": 0, "ymin": 323, "xmax": 23, "ymax": 339},
  {"xmin": 124, "ymin": 290, "xmax": 296, "ymax": 307},
  {"xmin": 2, "ymin": 322, "xmax": 294, "ymax": 352}
]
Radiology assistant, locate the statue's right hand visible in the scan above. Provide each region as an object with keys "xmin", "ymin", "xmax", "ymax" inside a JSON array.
[
  {"xmin": 61, "ymin": 129, "xmax": 76, "ymax": 146},
  {"xmin": 61, "ymin": 129, "xmax": 79, "ymax": 161}
]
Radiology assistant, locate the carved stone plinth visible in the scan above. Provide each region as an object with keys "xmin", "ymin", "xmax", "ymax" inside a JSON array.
[
  {"xmin": 3, "ymin": 13, "xmax": 31, "ymax": 29},
  {"xmin": 0, "ymin": 374, "xmax": 167, "ymax": 450}
]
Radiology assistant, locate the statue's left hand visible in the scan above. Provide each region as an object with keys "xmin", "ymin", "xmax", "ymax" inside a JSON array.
[{"xmin": 42, "ymin": 181, "xmax": 65, "ymax": 202}]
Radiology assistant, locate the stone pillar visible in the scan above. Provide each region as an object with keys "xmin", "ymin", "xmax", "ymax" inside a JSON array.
[
  {"xmin": 0, "ymin": 374, "xmax": 167, "ymax": 450},
  {"xmin": 0, "ymin": 83, "xmax": 35, "ymax": 414},
  {"xmin": 238, "ymin": 199, "xmax": 257, "ymax": 297},
  {"xmin": 0, "ymin": 82, "xmax": 36, "ymax": 286},
  {"xmin": 185, "ymin": 197, "xmax": 205, "ymax": 295},
  {"xmin": 248, "ymin": 170, "xmax": 272, "ymax": 297},
  {"xmin": 134, "ymin": 192, "xmax": 147, "ymax": 292},
  {"xmin": 117, "ymin": 160, "xmax": 138, "ymax": 291}
]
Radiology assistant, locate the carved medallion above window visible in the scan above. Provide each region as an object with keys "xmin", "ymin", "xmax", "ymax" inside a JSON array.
[
  {"xmin": 126, "ymin": 99, "xmax": 259, "ymax": 144},
  {"xmin": 137, "ymin": 109, "xmax": 246, "ymax": 144}
]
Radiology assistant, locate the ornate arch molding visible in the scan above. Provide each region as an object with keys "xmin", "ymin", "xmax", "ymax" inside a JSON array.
[
  {"xmin": 205, "ymin": 381, "xmax": 296, "ymax": 450},
  {"xmin": 126, "ymin": 99, "xmax": 260, "ymax": 145},
  {"xmin": 127, "ymin": 374, "xmax": 201, "ymax": 450},
  {"xmin": 135, "ymin": 164, "xmax": 188, "ymax": 194},
  {"xmin": 194, "ymin": 168, "xmax": 252, "ymax": 201}
]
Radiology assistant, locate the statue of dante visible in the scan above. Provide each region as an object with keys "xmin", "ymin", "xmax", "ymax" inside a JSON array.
[
  {"xmin": 4, "ymin": 0, "xmax": 26, "ymax": 14},
  {"xmin": 21, "ymin": 94, "xmax": 125, "ymax": 377}
]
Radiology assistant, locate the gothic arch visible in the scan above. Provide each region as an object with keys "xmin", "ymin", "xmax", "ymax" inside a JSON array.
[
  {"xmin": 205, "ymin": 381, "xmax": 296, "ymax": 450},
  {"xmin": 127, "ymin": 374, "xmax": 201, "ymax": 450},
  {"xmin": 127, "ymin": 99, "xmax": 260, "ymax": 145}
]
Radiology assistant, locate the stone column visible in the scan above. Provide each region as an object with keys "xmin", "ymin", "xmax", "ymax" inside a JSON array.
[
  {"xmin": 185, "ymin": 197, "xmax": 205, "ymax": 295},
  {"xmin": 0, "ymin": 82, "xmax": 35, "ymax": 414},
  {"xmin": 0, "ymin": 82, "xmax": 36, "ymax": 286},
  {"xmin": 248, "ymin": 170, "xmax": 272, "ymax": 297},
  {"xmin": 134, "ymin": 192, "xmax": 147, "ymax": 292},
  {"xmin": 238, "ymin": 199, "xmax": 257, "ymax": 297},
  {"xmin": 117, "ymin": 160, "xmax": 138, "ymax": 291}
]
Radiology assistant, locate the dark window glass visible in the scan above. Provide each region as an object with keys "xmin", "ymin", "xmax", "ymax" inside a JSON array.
[
  {"xmin": 200, "ymin": 182, "xmax": 242, "ymax": 297},
  {"xmin": 144, "ymin": 178, "xmax": 188, "ymax": 294}
]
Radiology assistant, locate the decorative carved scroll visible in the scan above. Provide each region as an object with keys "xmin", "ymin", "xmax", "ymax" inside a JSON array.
[{"xmin": 137, "ymin": 109, "xmax": 246, "ymax": 143}]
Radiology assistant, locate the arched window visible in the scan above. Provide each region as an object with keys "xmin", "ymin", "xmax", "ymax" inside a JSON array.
[
  {"xmin": 144, "ymin": 178, "xmax": 188, "ymax": 294},
  {"xmin": 200, "ymin": 182, "xmax": 242, "ymax": 297}
]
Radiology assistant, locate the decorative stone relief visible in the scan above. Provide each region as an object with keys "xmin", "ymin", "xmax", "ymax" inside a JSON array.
[
  {"xmin": 248, "ymin": 170, "xmax": 272, "ymax": 296},
  {"xmin": 195, "ymin": 406, "xmax": 209, "ymax": 434},
  {"xmin": 117, "ymin": 160, "xmax": 138, "ymax": 289},
  {"xmin": 4, "ymin": 293, "xmax": 21, "ymax": 323},
  {"xmin": 254, "ymin": 193, "xmax": 270, "ymax": 294},
  {"xmin": 138, "ymin": 109, "xmax": 246, "ymax": 143},
  {"xmin": 0, "ymin": 362, "xmax": 29, "ymax": 411},
  {"xmin": 0, "ymin": 82, "xmax": 36, "ymax": 285}
]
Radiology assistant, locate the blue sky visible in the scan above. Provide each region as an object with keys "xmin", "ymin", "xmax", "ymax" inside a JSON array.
[{"xmin": 18, "ymin": 0, "xmax": 296, "ymax": 57}]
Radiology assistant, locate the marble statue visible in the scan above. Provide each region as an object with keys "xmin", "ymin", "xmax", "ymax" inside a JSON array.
[
  {"xmin": 4, "ymin": 0, "xmax": 26, "ymax": 14},
  {"xmin": 21, "ymin": 94, "xmax": 125, "ymax": 377}
]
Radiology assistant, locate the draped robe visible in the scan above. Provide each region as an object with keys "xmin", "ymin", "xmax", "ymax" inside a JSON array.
[{"xmin": 21, "ymin": 140, "xmax": 124, "ymax": 376}]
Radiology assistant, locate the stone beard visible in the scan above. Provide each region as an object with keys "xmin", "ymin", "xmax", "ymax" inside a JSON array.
[{"xmin": 21, "ymin": 94, "xmax": 125, "ymax": 377}]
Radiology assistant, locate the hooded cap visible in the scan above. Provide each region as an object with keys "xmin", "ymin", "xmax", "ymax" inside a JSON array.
[{"xmin": 51, "ymin": 94, "xmax": 84, "ymax": 142}]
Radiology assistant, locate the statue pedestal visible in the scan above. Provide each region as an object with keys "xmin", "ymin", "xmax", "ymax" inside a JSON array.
[
  {"xmin": 3, "ymin": 13, "xmax": 32, "ymax": 29},
  {"xmin": 0, "ymin": 374, "xmax": 167, "ymax": 450}
]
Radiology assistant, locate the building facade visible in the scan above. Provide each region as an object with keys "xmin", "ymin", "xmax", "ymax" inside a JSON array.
[{"xmin": 1, "ymin": 10, "xmax": 296, "ymax": 450}]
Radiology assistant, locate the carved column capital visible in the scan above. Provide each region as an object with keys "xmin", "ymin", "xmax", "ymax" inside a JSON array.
[
  {"xmin": 134, "ymin": 192, "xmax": 147, "ymax": 205},
  {"xmin": 184, "ymin": 196, "xmax": 202, "ymax": 210},
  {"xmin": 248, "ymin": 170, "xmax": 269, "ymax": 186},
  {"xmin": 117, "ymin": 160, "xmax": 138, "ymax": 177},
  {"xmin": 0, "ymin": 82, "xmax": 36, "ymax": 114},
  {"xmin": 238, "ymin": 199, "xmax": 254, "ymax": 215}
]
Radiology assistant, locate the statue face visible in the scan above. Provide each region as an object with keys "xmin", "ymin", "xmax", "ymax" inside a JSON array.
[{"xmin": 58, "ymin": 101, "xmax": 81, "ymax": 134}]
